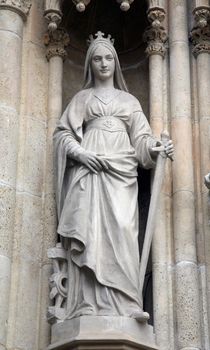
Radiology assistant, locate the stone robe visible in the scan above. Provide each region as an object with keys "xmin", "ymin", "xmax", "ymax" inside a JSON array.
[{"xmin": 54, "ymin": 88, "xmax": 156, "ymax": 319}]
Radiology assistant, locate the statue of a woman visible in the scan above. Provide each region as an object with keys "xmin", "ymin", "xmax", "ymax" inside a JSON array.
[{"xmin": 53, "ymin": 32, "xmax": 174, "ymax": 321}]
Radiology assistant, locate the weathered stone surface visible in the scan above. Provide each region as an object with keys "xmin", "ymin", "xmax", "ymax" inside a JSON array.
[
  {"xmin": 7, "ymin": 260, "xmax": 41, "ymax": 350},
  {"xmin": 23, "ymin": 42, "xmax": 48, "ymax": 122},
  {"xmin": 0, "ymin": 8, "xmax": 23, "ymax": 37},
  {"xmin": 14, "ymin": 193, "xmax": 43, "ymax": 261},
  {"xmin": 38, "ymin": 263, "xmax": 52, "ymax": 350},
  {"xmin": 152, "ymin": 262, "xmax": 170, "ymax": 348},
  {"xmin": 42, "ymin": 193, "xmax": 57, "ymax": 263},
  {"xmin": 173, "ymin": 190, "xmax": 197, "ymax": 263},
  {"xmin": 49, "ymin": 316, "xmax": 158, "ymax": 350},
  {"xmin": 175, "ymin": 262, "xmax": 201, "ymax": 349},
  {"xmin": 0, "ymin": 1, "xmax": 209, "ymax": 350},
  {"xmin": 17, "ymin": 117, "xmax": 46, "ymax": 196},
  {"xmin": 0, "ymin": 106, "xmax": 19, "ymax": 186},
  {"xmin": 0, "ymin": 185, "xmax": 15, "ymax": 257},
  {"xmin": 0, "ymin": 255, "xmax": 11, "ymax": 347},
  {"xmin": 28, "ymin": 0, "xmax": 47, "ymax": 45},
  {"xmin": 0, "ymin": 29, "xmax": 22, "ymax": 109},
  {"xmin": 171, "ymin": 118, "xmax": 194, "ymax": 192}
]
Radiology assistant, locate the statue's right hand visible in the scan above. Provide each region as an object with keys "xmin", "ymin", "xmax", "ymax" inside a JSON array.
[{"xmin": 77, "ymin": 151, "xmax": 109, "ymax": 174}]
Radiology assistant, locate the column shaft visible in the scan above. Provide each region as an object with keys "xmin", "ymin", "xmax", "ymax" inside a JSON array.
[
  {"xmin": 169, "ymin": 1, "xmax": 201, "ymax": 349},
  {"xmin": 197, "ymin": 51, "xmax": 210, "ymax": 349},
  {"xmin": 145, "ymin": 3, "xmax": 173, "ymax": 347},
  {"xmin": 0, "ymin": 8, "xmax": 24, "ymax": 350},
  {"xmin": 39, "ymin": 53, "xmax": 64, "ymax": 350},
  {"xmin": 149, "ymin": 54, "xmax": 163, "ymax": 134},
  {"xmin": 149, "ymin": 50, "xmax": 172, "ymax": 350}
]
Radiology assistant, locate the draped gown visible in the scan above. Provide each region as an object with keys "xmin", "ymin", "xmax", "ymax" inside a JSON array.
[{"xmin": 54, "ymin": 88, "xmax": 156, "ymax": 319}]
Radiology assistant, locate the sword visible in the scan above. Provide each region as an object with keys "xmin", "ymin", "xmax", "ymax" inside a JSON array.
[{"xmin": 139, "ymin": 130, "xmax": 173, "ymax": 297}]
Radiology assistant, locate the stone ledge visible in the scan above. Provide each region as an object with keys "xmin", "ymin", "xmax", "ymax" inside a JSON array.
[{"xmin": 48, "ymin": 316, "xmax": 158, "ymax": 350}]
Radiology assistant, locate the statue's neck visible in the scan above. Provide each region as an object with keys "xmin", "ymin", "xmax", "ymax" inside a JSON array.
[
  {"xmin": 92, "ymin": 86, "xmax": 117, "ymax": 99},
  {"xmin": 93, "ymin": 77, "xmax": 114, "ymax": 89}
]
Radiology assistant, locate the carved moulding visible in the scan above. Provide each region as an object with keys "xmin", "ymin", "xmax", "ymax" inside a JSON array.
[
  {"xmin": 144, "ymin": 7, "xmax": 167, "ymax": 57},
  {"xmin": 0, "ymin": 0, "xmax": 31, "ymax": 20},
  {"xmin": 47, "ymin": 243, "xmax": 68, "ymax": 324},
  {"xmin": 44, "ymin": 0, "xmax": 63, "ymax": 32},
  {"xmin": 193, "ymin": 6, "xmax": 210, "ymax": 28},
  {"xmin": 44, "ymin": 27, "xmax": 70, "ymax": 61},
  {"xmin": 116, "ymin": 0, "xmax": 134, "ymax": 12},
  {"xmin": 190, "ymin": 6, "xmax": 210, "ymax": 56}
]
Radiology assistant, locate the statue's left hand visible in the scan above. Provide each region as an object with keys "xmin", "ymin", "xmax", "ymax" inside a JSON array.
[
  {"xmin": 151, "ymin": 139, "xmax": 174, "ymax": 160},
  {"xmin": 164, "ymin": 140, "xmax": 174, "ymax": 159}
]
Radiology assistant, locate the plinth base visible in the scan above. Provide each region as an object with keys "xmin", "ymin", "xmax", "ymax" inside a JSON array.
[{"xmin": 48, "ymin": 316, "xmax": 158, "ymax": 350}]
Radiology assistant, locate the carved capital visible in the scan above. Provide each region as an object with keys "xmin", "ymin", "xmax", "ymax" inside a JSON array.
[
  {"xmin": 147, "ymin": 7, "xmax": 165, "ymax": 28},
  {"xmin": 116, "ymin": 0, "xmax": 134, "ymax": 12},
  {"xmin": 44, "ymin": 0, "xmax": 62, "ymax": 32},
  {"xmin": 143, "ymin": 25, "xmax": 167, "ymax": 57},
  {"xmin": 193, "ymin": 6, "xmax": 210, "ymax": 28},
  {"xmin": 144, "ymin": 7, "xmax": 167, "ymax": 57},
  {"xmin": 145, "ymin": 41, "xmax": 166, "ymax": 57},
  {"xmin": 72, "ymin": 0, "xmax": 91, "ymax": 12},
  {"xmin": 0, "ymin": 0, "xmax": 31, "ymax": 20},
  {"xmin": 190, "ymin": 6, "xmax": 210, "ymax": 56},
  {"xmin": 44, "ymin": 28, "xmax": 70, "ymax": 61}
]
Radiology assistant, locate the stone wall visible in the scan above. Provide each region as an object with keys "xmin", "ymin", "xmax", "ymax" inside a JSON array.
[{"xmin": 0, "ymin": 1, "xmax": 210, "ymax": 350}]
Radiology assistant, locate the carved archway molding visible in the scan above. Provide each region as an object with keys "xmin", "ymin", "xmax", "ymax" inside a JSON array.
[{"xmin": 44, "ymin": 0, "xmax": 136, "ymax": 32}]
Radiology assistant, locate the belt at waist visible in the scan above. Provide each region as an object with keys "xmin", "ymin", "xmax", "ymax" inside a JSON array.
[{"xmin": 85, "ymin": 116, "xmax": 127, "ymax": 133}]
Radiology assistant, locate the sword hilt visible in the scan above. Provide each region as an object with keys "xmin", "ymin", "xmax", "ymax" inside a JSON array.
[{"xmin": 152, "ymin": 130, "xmax": 174, "ymax": 161}]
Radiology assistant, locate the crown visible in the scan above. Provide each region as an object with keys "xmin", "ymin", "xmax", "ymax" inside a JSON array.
[{"xmin": 87, "ymin": 31, "xmax": 115, "ymax": 47}]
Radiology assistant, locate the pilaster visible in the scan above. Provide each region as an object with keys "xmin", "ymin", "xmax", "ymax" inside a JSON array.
[
  {"xmin": 191, "ymin": 4, "xmax": 210, "ymax": 349},
  {"xmin": 144, "ymin": 2, "xmax": 172, "ymax": 349},
  {"xmin": 0, "ymin": 2, "xmax": 31, "ymax": 349},
  {"xmin": 169, "ymin": 1, "xmax": 202, "ymax": 349},
  {"xmin": 38, "ymin": 25, "xmax": 70, "ymax": 350}
]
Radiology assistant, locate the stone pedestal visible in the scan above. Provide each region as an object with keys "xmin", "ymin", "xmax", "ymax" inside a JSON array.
[{"xmin": 48, "ymin": 316, "xmax": 158, "ymax": 350}]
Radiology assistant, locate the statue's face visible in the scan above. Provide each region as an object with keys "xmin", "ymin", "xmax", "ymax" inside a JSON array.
[{"xmin": 91, "ymin": 45, "xmax": 115, "ymax": 82}]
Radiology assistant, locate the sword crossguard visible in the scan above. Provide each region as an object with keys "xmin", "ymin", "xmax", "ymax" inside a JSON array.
[{"xmin": 151, "ymin": 130, "xmax": 174, "ymax": 161}]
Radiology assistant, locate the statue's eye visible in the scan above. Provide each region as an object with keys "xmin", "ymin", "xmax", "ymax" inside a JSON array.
[
  {"xmin": 106, "ymin": 56, "xmax": 113, "ymax": 61},
  {"xmin": 93, "ymin": 56, "xmax": 101, "ymax": 62}
]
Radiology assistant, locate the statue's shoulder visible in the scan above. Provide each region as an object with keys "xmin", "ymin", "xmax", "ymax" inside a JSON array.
[
  {"xmin": 118, "ymin": 90, "xmax": 142, "ymax": 111},
  {"xmin": 71, "ymin": 88, "xmax": 92, "ymax": 102}
]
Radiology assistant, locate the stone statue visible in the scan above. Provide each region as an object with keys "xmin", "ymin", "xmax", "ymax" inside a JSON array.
[
  {"xmin": 204, "ymin": 173, "xmax": 210, "ymax": 189},
  {"xmin": 52, "ymin": 32, "xmax": 174, "ymax": 323}
]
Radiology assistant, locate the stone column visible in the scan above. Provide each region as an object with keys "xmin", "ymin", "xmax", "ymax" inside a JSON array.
[
  {"xmin": 144, "ymin": 3, "xmax": 173, "ymax": 349},
  {"xmin": 169, "ymin": 1, "xmax": 202, "ymax": 349},
  {"xmin": 38, "ymin": 28, "xmax": 69, "ymax": 350},
  {"xmin": 0, "ymin": 2, "xmax": 31, "ymax": 349},
  {"xmin": 191, "ymin": 5, "xmax": 210, "ymax": 348}
]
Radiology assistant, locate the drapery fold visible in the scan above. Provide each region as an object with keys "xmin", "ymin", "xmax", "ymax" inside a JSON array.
[{"xmin": 53, "ymin": 89, "xmax": 156, "ymax": 318}]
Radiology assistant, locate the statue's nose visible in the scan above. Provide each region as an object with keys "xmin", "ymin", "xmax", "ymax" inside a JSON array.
[{"xmin": 101, "ymin": 58, "xmax": 107, "ymax": 68}]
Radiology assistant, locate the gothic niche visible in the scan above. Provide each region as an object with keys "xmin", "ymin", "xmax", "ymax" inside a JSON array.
[{"xmin": 51, "ymin": 0, "xmax": 154, "ymax": 324}]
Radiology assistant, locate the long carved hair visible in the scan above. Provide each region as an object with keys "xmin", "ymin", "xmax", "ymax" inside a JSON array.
[{"xmin": 83, "ymin": 39, "xmax": 128, "ymax": 92}]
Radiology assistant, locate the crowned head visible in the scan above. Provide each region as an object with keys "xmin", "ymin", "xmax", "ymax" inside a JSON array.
[
  {"xmin": 87, "ymin": 31, "xmax": 115, "ymax": 49},
  {"xmin": 83, "ymin": 31, "xmax": 128, "ymax": 92}
]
